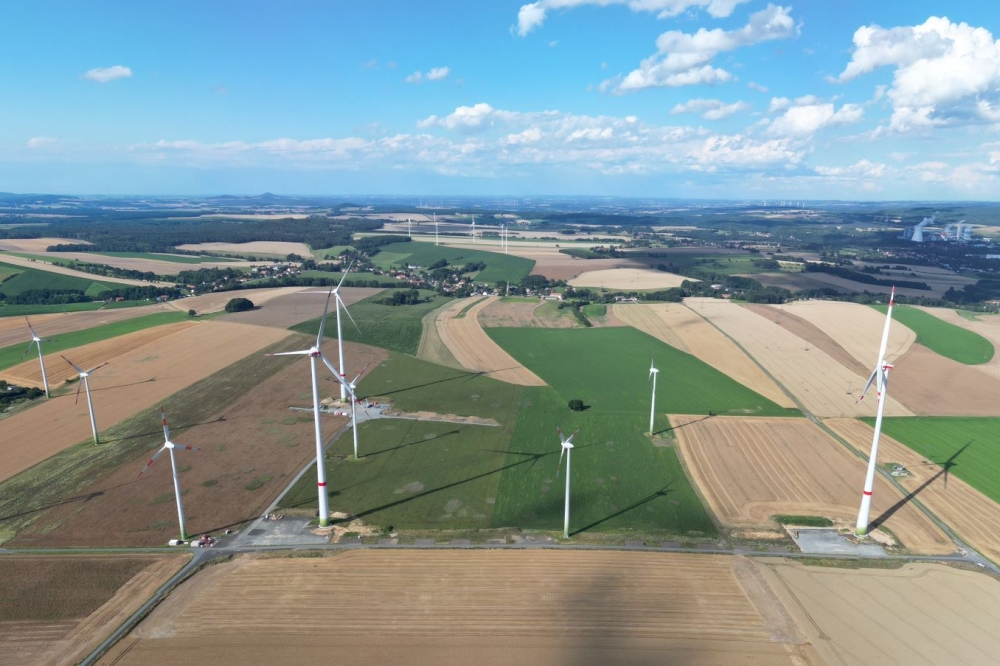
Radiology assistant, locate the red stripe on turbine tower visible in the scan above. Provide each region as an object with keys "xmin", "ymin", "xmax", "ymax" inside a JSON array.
[
  {"xmin": 318, "ymin": 482, "xmax": 326, "ymax": 487},
  {"xmin": 863, "ymin": 491, "xmax": 872, "ymax": 496}
]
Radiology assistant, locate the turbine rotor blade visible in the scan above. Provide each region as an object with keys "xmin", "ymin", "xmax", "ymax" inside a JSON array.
[
  {"xmin": 266, "ymin": 350, "xmax": 311, "ymax": 357},
  {"xmin": 160, "ymin": 407, "xmax": 171, "ymax": 442},
  {"xmin": 315, "ymin": 287, "xmax": 336, "ymax": 344},
  {"xmin": 75, "ymin": 379, "xmax": 83, "ymax": 405},
  {"xmin": 61, "ymin": 355, "xmax": 85, "ymax": 374},
  {"xmin": 334, "ymin": 259, "xmax": 356, "ymax": 291},
  {"xmin": 25, "ymin": 316, "xmax": 39, "ymax": 339},
  {"xmin": 139, "ymin": 446, "xmax": 166, "ymax": 477},
  {"xmin": 18, "ymin": 340, "xmax": 35, "ymax": 363},
  {"xmin": 338, "ymin": 295, "xmax": 362, "ymax": 335},
  {"xmin": 856, "ymin": 368, "xmax": 878, "ymax": 404},
  {"xmin": 85, "ymin": 361, "xmax": 109, "ymax": 375},
  {"xmin": 566, "ymin": 429, "xmax": 580, "ymax": 445},
  {"xmin": 320, "ymin": 353, "xmax": 355, "ymax": 395},
  {"xmin": 557, "ymin": 446, "xmax": 566, "ymax": 477}
]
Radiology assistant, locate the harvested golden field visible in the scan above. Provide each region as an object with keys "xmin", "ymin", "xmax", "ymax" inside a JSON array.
[
  {"xmin": 826, "ymin": 418, "xmax": 1000, "ymax": 565},
  {"xmin": 0, "ymin": 303, "xmax": 180, "ymax": 349},
  {"xmin": 669, "ymin": 415, "xmax": 953, "ymax": 554},
  {"xmin": 569, "ymin": 267, "xmax": 690, "ymax": 289},
  {"xmin": 416, "ymin": 299, "xmax": 463, "ymax": 368},
  {"xmin": 19, "ymin": 250, "xmax": 257, "ymax": 275},
  {"xmin": 0, "ymin": 237, "xmax": 88, "ymax": 252},
  {"xmin": 102, "ymin": 550, "xmax": 818, "ymax": 666},
  {"xmin": 691, "ymin": 298, "xmax": 912, "ymax": 417},
  {"xmin": 0, "ymin": 321, "xmax": 290, "ymax": 483},
  {"xmin": 175, "ymin": 241, "xmax": 313, "ymax": 258},
  {"xmin": 758, "ymin": 300, "xmax": 916, "ymax": 371},
  {"xmin": 613, "ymin": 303, "xmax": 792, "ymax": 408},
  {"xmin": 477, "ymin": 298, "xmax": 578, "ymax": 328},
  {"xmin": 168, "ymin": 286, "xmax": 305, "ymax": 315},
  {"xmin": 0, "ymin": 321, "xmax": 197, "ymax": 388},
  {"xmin": 0, "ymin": 253, "xmax": 172, "ymax": 287},
  {"xmin": 219, "ymin": 287, "xmax": 384, "ymax": 329},
  {"xmin": 0, "ymin": 553, "xmax": 188, "ymax": 666},
  {"xmin": 434, "ymin": 296, "xmax": 545, "ymax": 386},
  {"xmin": 758, "ymin": 560, "xmax": 1000, "ymax": 666}
]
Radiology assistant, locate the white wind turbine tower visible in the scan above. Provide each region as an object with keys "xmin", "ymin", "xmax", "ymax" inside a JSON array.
[
  {"xmin": 556, "ymin": 426, "xmax": 580, "ymax": 539},
  {"xmin": 61, "ymin": 355, "xmax": 108, "ymax": 444},
  {"xmin": 139, "ymin": 408, "xmax": 200, "ymax": 541},
  {"xmin": 407, "ymin": 217, "xmax": 412, "ymax": 238},
  {"xmin": 854, "ymin": 286, "xmax": 897, "ymax": 537},
  {"xmin": 434, "ymin": 212, "xmax": 439, "ymax": 246},
  {"xmin": 265, "ymin": 287, "xmax": 341, "ymax": 527},
  {"xmin": 21, "ymin": 317, "xmax": 51, "ymax": 398},
  {"xmin": 323, "ymin": 361, "xmax": 369, "ymax": 459},
  {"xmin": 648, "ymin": 358, "xmax": 659, "ymax": 435},
  {"xmin": 471, "ymin": 214, "xmax": 476, "ymax": 243},
  {"xmin": 330, "ymin": 261, "xmax": 359, "ymax": 402}
]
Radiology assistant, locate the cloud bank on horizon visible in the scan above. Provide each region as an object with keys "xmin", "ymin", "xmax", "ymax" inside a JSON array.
[{"xmin": 3, "ymin": 2, "xmax": 1000, "ymax": 199}]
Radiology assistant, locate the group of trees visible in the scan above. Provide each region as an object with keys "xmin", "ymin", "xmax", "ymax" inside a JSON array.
[
  {"xmin": 377, "ymin": 289, "xmax": 424, "ymax": 306},
  {"xmin": 0, "ymin": 380, "xmax": 44, "ymax": 409}
]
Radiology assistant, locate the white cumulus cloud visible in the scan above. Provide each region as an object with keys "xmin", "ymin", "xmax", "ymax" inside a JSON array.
[
  {"xmin": 406, "ymin": 66, "xmax": 450, "ymax": 83},
  {"xmin": 767, "ymin": 97, "xmax": 863, "ymax": 137},
  {"xmin": 671, "ymin": 98, "xmax": 749, "ymax": 119},
  {"xmin": 838, "ymin": 17, "xmax": 1000, "ymax": 132},
  {"xmin": 515, "ymin": 0, "xmax": 750, "ymax": 36},
  {"xmin": 27, "ymin": 137, "xmax": 58, "ymax": 149},
  {"xmin": 607, "ymin": 4, "xmax": 796, "ymax": 93},
  {"xmin": 82, "ymin": 65, "xmax": 133, "ymax": 83}
]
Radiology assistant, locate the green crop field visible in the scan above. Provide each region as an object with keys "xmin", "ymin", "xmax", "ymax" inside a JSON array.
[
  {"xmin": 0, "ymin": 261, "xmax": 116, "ymax": 297},
  {"xmin": 872, "ymin": 304, "xmax": 993, "ymax": 364},
  {"xmin": 0, "ymin": 311, "xmax": 191, "ymax": 371},
  {"xmin": 281, "ymin": 352, "xmax": 717, "ymax": 539},
  {"xmin": 869, "ymin": 416, "xmax": 1000, "ymax": 504},
  {"xmin": 369, "ymin": 241, "xmax": 534, "ymax": 283},
  {"xmin": 292, "ymin": 290, "xmax": 451, "ymax": 355},
  {"xmin": 582, "ymin": 303, "xmax": 606, "ymax": 318},
  {"xmin": 491, "ymin": 386, "xmax": 717, "ymax": 537},
  {"xmin": 0, "ymin": 263, "xmax": 21, "ymax": 281},
  {"xmin": 309, "ymin": 245, "xmax": 351, "ymax": 260},
  {"xmin": 0, "ymin": 302, "xmax": 108, "ymax": 317},
  {"xmin": 488, "ymin": 327, "xmax": 796, "ymax": 421}
]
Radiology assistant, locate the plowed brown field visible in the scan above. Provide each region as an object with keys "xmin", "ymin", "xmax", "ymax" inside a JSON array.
[
  {"xmin": 614, "ymin": 303, "xmax": 793, "ymax": 408},
  {"xmin": 0, "ymin": 238, "xmax": 88, "ymax": 252},
  {"xmin": 10, "ymin": 251, "xmax": 257, "ymax": 275},
  {"xmin": 101, "ymin": 550, "xmax": 819, "ymax": 666},
  {"xmin": 0, "ymin": 253, "xmax": 174, "ymax": 287},
  {"xmin": 219, "ymin": 287, "xmax": 384, "ymax": 329},
  {"xmin": 434, "ymin": 296, "xmax": 546, "ymax": 386},
  {"xmin": 669, "ymin": 415, "xmax": 953, "ymax": 554},
  {"xmin": 758, "ymin": 560, "xmax": 1000, "ymax": 666},
  {"xmin": 887, "ymin": 344, "xmax": 1000, "ymax": 416},
  {"xmin": 0, "ymin": 553, "xmax": 188, "ymax": 666},
  {"xmin": 0, "ymin": 321, "xmax": 197, "ymax": 387},
  {"xmin": 0, "ymin": 321, "xmax": 290, "ymax": 483},
  {"xmin": 477, "ymin": 298, "xmax": 578, "ymax": 328},
  {"xmin": 826, "ymin": 418, "xmax": 1000, "ymax": 565},
  {"xmin": 690, "ymin": 299, "xmax": 912, "ymax": 417},
  {"xmin": 175, "ymin": 241, "xmax": 313, "ymax": 258},
  {"xmin": 168, "ymin": 286, "xmax": 307, "ymax": 315}
]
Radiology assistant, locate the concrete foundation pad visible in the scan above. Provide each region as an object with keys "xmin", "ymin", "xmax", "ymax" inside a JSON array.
[
  {"xmin": 239, "ymin": 517, "xmax": 331, "ymax": 547},
  {"xmin": 787, "ymin": 527, "xmax": 887, "ymax": 557}
]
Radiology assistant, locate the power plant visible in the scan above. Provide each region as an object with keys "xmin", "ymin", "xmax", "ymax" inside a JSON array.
[{"xmin": 901, "ymin": 214, "xmax": 975, "ymax": 243}]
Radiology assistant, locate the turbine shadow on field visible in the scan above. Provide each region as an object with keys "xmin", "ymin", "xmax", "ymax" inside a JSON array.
[
  {"xmin": 364, "ymin": 427, "xmax": 465, "ymax": 457},
  {"xmin": 654, "ymin": 412, "xmax": 720, "ymax": 436},
  {"xmin": 368, "ymin": 369, "xmax": 486, "ymax": 398},
  {"xmin": 89, "ymin": 376, "xmax": 159, "ymax": 393},
  {"xmin": 570, "ymin": 483, "xmax": 674, "ymax": 536},
  {"xmin": 870, "ymin": 440, "xmax": 971, "ymax": 530},
  {"xmin": 333, "ymin": 453, "xmax": 540, "ymax": 525},
  {"xmin": 101, "ymin": 415, "xmax": 229, "ymax": 444},
  {"xmin": 0, "ymin": 478, "xmax": 140, "ymax": 523}
]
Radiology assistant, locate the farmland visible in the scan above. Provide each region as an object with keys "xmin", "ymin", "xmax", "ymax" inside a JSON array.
[
  {"xmin": 0, "ymin": 259, "xmax": 116, "ymax": 297},
  {"xmin": 869, "ymin": 416, "xmax": 1000, "ymax": 504},
  {"xmin": 369, "ymin": 241, "xmax": 535, "ymax": 283},
  {"xmin": 0, "ymin": 320, "xmax": 291, "ymax": 486},
  {"xmin": 487, "ymin": 326, "xmax": 796, "ymax": 418},
  {"xmin": 293, "ymin": 289, "xmax": 451, "ymax": 355},
  {"xmin": 101, "ymin": 551, "xmax": 817, "ymax": 666},
  {"xmin": 873, "ymin": 304, "xmax": 994, "ymax": 364},
  {"xmin": 670, "ymin": 415, "xmax": 953, "ymax": 554},
  {"xmin": 0, "ymin": 553, "xmax": 189, "ymax": 666},
  {"xmin": 0, "ymin": 311, "xmax": 190, "ymax": 372},
  {"xmin": 568, "ymin": 267, "xmax": 689, "ymax": 290}
]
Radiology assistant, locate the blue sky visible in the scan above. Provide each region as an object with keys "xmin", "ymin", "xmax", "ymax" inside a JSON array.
[{"xmin": 2, "ymin": 0, "xmax": 999, "ymax": 199}]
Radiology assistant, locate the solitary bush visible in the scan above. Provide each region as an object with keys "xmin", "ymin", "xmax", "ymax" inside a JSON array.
[
  {"xmin": 224, "ymin": 297, "xmax": 254, "ymax": 313},
  {"xmin": 568, "ymin": 399, "xmax": 585, "ymax": 412},
  {"xmin": 187, "ymin": 309, "xmax": 197, "ymax": 317}
]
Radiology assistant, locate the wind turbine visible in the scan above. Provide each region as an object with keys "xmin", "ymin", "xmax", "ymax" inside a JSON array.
[
  {"xmin": 21, "ymin": 317, "xmax": 51, "ymax": 398},
  {"xmin": 434, "ymin": 212, "xmax": 439, "ymax": 246},
  {"xmin": 139, "ymin": 408, "xmax": 200, "ymax": 541},
  {"xmin": 556, "ymin": 426, "xmax": 580, "ymax": 539},
  {"xmin": 471, "ymin": 214, "xmax": 476, "ymax": 243},
  {"xmin": 324, "ymin": 362, "xmax": 370, "ymax": 459},
  {"xmin": 407, "ymin": 217, "xmax": 412, "ymax": 238},
  {"xmin": 854, "ymin": 286, "xmax": 896, "ymax": 537},
  {"xmin": 265, "ymin": 287, "xmax": 341, "ymax": 527},
  {"xmin": 61, "ymin": 355, "xmax": 108, "ymax": 444},
  {"xmin": 648, "ymin": 358, "xmax": 659, "ymax": 435},
  {"xmin": 330, "ymin": 260, "xmax": 360, "ymax": 402}
]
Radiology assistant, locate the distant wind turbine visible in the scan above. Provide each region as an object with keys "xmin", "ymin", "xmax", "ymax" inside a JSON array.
[
  {"xmin": 139, "ymin": 408, "xmax": 200, "ymax": 541},
  {"xmin": 407, "ymin": 217, "xmax": 412, "ymax": 238},
  {"xmin": 21, "ymin": 317, "xmax": 51, "ymax": 398},
  {"xmin": 434, "ymin": 212, "xmax": 439, "ymax": 246},
  {"xmin": 648, "ymin": 358, "xmax": 659, "ymax": 435},
  {"xmin": 331, "ymin": 261, "xmax": 360, "ymax": 402},
  {"xmin": 854, "ymin": 286, "xmax": 896, "ymax": 537},
  {"xmin": 61, "ymin": 355, "xmax": 108, "ymax": 444},
  {"xmin": 471, "ymin": 215, "xmax": 476, "ymax": 243},
  {"xmin": 556, "ymin": 426, "xmax": 580, "ymax": 539}
]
